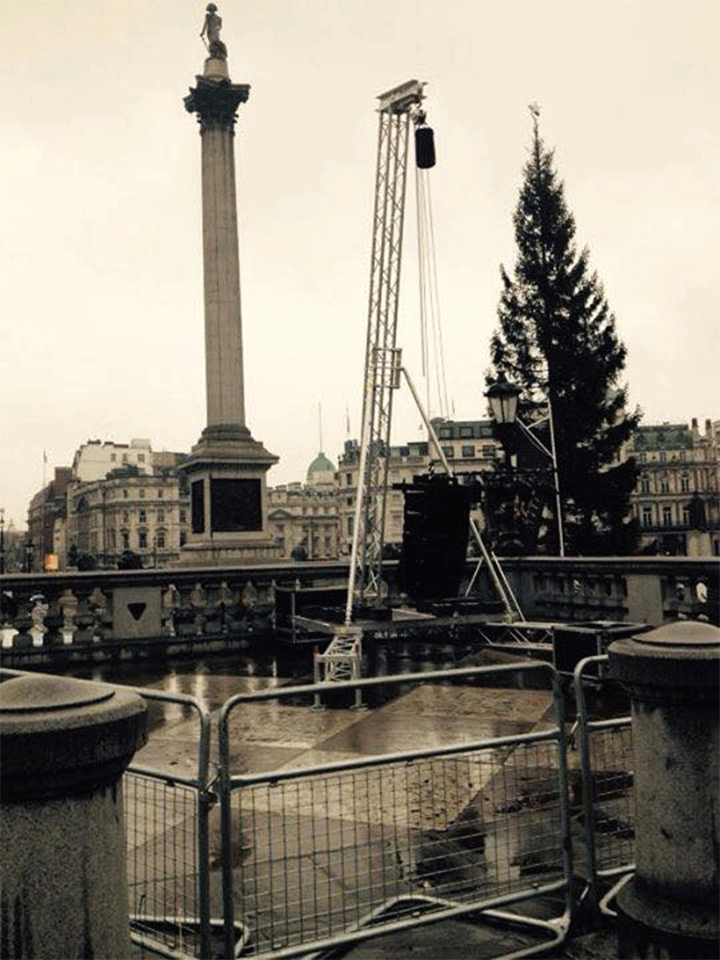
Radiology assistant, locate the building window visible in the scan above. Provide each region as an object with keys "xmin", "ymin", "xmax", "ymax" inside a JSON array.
[
  {"xmin": 138, "ymin": 453, "xmax": 145, "ymax": 462},
  {"xmin": 157, "ymin": 510, "xmax": 165, "ymax": 522},
  {"xmin": 442, "ymin": 446, "xmax": 454, "ymax": 458},
  {"xmin": 139, "ymin": 509, "xmax": 146, "ymax": 523},
  {"xmin": 346, "ymin": 472, "xmax": 352, "ymax": 487},
  {"xmin": 138, "ymin": 531, "xmax": 148, "ymax": 549},
  {"xmin": 121, "ymin": 530, "xmax": 130, "ymax": 550},
  {"xmin": 680, "ymin": 473, "xmax": 690, "ymax": 493},
  {"xmin": 157, "ymin": 489, "xmax": 163, "ymax": 498},
  {"xmin": 659, "ymin": 451, "xmax": 666, "ymax": 462},
  {"xmin": 156, "ymin": 531, "xmax": 166, "ymax": 549},
  {"xmin": 123, "ymin": 511, "xmax": 129, "ymax": 523},
  {"xmin": 140, "ymin": 489, "xmax": 146, "ymax": 499},
  {"xmin": 459, "ymin": 426, "xmax": 473, "ymax": 439},
  {"xmin": 347, "ymin": 516, "xmax": 354, "ymax": 537},
  {"xmin": 461, "ymin": 445, "xmax": 475, "ymax": 458},
  {"xmin": 662, "ymin": 506, "xmax": 672, "ymax": 527},
  {"xmin": 123, "ymin": 489, "xmax": 128, "ymax": 499},
  {"xmin": 660, "ymin": 476, "xmax": 669, "ymax": 494},
  {"xmin": 682, "ymin": 506, "xmax": 690, "ymax": 526},
  {"xmin": 122, "ymin": 453, "xmax": 128, "ymax": 463},
  {"xmin": 640, "ymin": 475, "xmax": 650, "ymax": 494},
  {"xmin": 110, "ymin": 453, "xmax": 116, "ymax": 462},
  {"xmin": 642, "ymin": 506, "xmax": 652, "ymax": 528},
  {"xmin": 482, "ymin": 446, "xmax": 496, "ymax": 459},
  {"xmin": 179, "ymin": 509, "xmax": 186, "ymax": 524}
]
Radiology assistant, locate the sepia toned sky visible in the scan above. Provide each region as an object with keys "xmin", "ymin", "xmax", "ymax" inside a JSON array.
[{"xmin": 0, "ymin": 0, "xmax": 718, "ymax": 528}]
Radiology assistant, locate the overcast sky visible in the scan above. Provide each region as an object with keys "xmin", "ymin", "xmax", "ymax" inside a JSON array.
[{"xmin": 0, "ymin": 0, "xmax": 718, "ymax": 528}]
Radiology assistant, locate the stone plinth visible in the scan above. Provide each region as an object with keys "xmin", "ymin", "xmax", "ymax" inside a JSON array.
[
  {"xmin": 0, "ymin": 673, "xmax": 148, "ymax": 959},
  {"xmin": 608, "ymin": 621, "xmax": 720, "ymax": 959}
]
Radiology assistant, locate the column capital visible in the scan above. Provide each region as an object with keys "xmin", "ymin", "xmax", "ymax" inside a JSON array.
[{"xmin": 184, "ymin": 75, "xmax": 250, "ymax": 132}]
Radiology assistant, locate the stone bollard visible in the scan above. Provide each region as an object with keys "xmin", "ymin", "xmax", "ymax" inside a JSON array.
[
  {"xmin": 0, "ymin": 673, "xmax": 148, "ymax": 959},
  {"xmin": 608, "ymin": 620, "xmax": 720, "ymax": 959}
]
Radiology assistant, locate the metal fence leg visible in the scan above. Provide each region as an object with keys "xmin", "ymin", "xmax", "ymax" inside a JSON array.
[
  {"xmin": 311, "ymin": 649, "xmax": 325, "ymax": 710},
  {"xmin": 351, "ymin": 651, "xmax": 364, "ymax": 710},
  {"xmin": 198, "ymin": 788, "xmax": 213, "ymax": 960},
  {"xmin": 219, "ymin": 718, "xmax": 237, "ymax": 960},
  {"xmin": 574, "ymin": 656, "xmax": 605, "ymax": 913}
]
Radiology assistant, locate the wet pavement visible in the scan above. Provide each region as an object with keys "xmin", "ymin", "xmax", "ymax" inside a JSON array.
[{"xmin": 115, "ymin": 650, "xmax": 577, "ymax": 958}]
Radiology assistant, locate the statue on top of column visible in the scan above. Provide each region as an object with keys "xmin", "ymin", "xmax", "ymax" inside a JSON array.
[{"xmin": 201, "ymin": 3, "xmax": 227, "ymax": 60}]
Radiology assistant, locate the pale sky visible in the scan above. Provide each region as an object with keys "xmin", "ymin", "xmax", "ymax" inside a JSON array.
[{"xmin": 1, "ymin": 0, "xmax": 718, "ymax": 528}]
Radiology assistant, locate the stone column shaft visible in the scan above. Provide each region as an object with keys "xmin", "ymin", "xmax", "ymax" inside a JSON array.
[
  {"xmin": 202, "ymin": 123, "xmax": 245, "ymax": 429},
  {"xmin": 180, "ymin": 62, "xmax": 279, "ymax": 565}
]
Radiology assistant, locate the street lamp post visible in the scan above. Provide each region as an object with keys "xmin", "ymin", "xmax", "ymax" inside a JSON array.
[{"xmin": 486, "ymin": 374, "xmax": 565, "ymax": 557}]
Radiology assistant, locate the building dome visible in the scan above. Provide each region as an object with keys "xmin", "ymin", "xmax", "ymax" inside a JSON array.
[{"xmin": 307, "ymin": 451, "xmax": 335, "ymax": 485}]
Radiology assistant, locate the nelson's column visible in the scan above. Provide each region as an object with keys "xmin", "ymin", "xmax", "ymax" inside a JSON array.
[{"xmin": 180, "ymin": 4, "xmax": 279, "ymax": 565}]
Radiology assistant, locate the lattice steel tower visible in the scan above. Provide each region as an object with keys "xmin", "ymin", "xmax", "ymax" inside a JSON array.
[{"xmin": 346, "ymin": 80, "xmax": 427, "ymax": 613}]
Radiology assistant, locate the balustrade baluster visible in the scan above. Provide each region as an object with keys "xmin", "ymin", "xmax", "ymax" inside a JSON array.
[
  {"xmin": 10, "ymin": 602, "xmax": 33, "ymax": 651},
  {"xmin": 173, "ymin": 584, "xmax": 194, "ymax": 637},
  {"xmin": 59, "ymin": 588, "xmax": 79, "ymax": 645},
  {"xmin": 216, "ymin": 581, "xmax": 235, "ymax": 636},
  {"xmin": 190, "ymin": 582, "xmax": 207, "ymax": 636},
  {"xmin": 29, "ymin": 596, "xmax": 48, "ymax": 647},
  {"xmin": 89, "ymin": 587, "xmax": 109, "ymax": 643},
  {"xmin": 73, "ymin": 590, "xmax": 96, "ymax": 646},
  {"xmin": 241, "ymin": 580, "xmax": 259, "ymax": 637},
  {"xmin": 162, "ymin": 584, "xmax": 180, "ymax": 637},
  {"xmin": 43, "ymin": 599, "xmax": 65, "ymax": 649}
]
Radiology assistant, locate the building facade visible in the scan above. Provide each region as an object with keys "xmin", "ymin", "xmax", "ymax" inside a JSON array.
[
  {"xmin": 26, "ymin": 467, "xmax": 73, "ymax": 572},
  {"xmin": 628, "ymin": 418, "xmax": 719, "ymax": 556},
  {"xmin": 267, "ymin": 453, "xmax": 340, "ymax": 560},
  {"xmin": 65, "ymin": 468, "xmax": 189, "ymax": 569},
  {"xmin": 336, "ymin": 420, "xmax": 501, "ymax": 555},
  {"xmin": 27, "ymin": 440, "xmax": 191, "ymax": 570},
  {"xmin": 72, "ymin": 438, "xmax": 154, "ymax": 482}
]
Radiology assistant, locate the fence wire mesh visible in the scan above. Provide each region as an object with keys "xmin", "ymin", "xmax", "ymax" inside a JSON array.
[
  {"xmin": 585, "ymin": 724, "xmax": 634, "ymax": 875},
  {"xmin": 219, "ymin": 664, "xmax": 572, "ymax": 959},
  {"xmin": 125, "ymin": 772, "xmax": 205, "ymax": 958},
  {"xmin": 229, "ymin": 741, "xmax": 566, "ymax": 956},
  {"xmin": 119, "ymin": 685, "xmax": 213, "ymax": 960},
  {"xmin": 573, "ymin": 656, "xmax": 634, "ymax": 907}
]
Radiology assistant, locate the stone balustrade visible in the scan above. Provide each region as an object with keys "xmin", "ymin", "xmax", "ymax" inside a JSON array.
[
  {"xmin": 499, "ymin": 555, "xmax": 719, "ymax": 625},
  {"xmin": 0, "ymin": 557, "xmax": 717, "ymax": 664},
  {"xmin": 0, "ymin": 562, "xmax": 348, "ymax": 663}
]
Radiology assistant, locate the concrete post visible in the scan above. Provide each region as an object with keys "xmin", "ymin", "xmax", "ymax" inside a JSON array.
[
  {"xmin": 608, "ymin": 620, "xmax": 720, "ymax": 959},
  {"xmin": 0, "ymin": 673, "xmax": 148, "ymax": 959}
]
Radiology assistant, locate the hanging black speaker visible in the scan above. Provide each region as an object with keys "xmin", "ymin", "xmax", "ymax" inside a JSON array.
[
  {"xmin": 396, "ymin": 475, "xmax": 472, "ymax": 602},
  {"xmin": 415, "ymin": 126, "xmax": 436, "ymax": 169}
]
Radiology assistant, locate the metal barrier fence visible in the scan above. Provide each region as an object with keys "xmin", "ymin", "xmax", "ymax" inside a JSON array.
[
  {"xmin": 2, "ymin": 658, "xmax": 638, "ymax": 957},
  {"xmin": 572, "ymin": 655, "xmax": 634, "ymax": 910},
  {"xmin": 123, "ymin": 687, "xmax": 214, "ymax": 960},
  {"xmin": 218, "ymin": 663, "xmax": 573, "ymax": 960}
]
